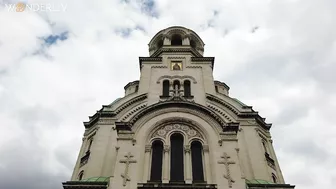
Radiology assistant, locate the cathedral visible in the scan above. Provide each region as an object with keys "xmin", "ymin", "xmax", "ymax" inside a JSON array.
[{"xmin": 62, "ymin": 26, "xmax": 295, "ymax": 189}]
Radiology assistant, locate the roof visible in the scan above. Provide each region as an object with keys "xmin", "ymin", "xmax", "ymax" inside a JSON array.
[
  {"xmin": 232, "ymin": 98, "xmax": 248, "ymax": 107},
  {"xmin": 246, "ymin": 179, "xmax": 274, "ymax": 184},
  {"xmin": 79, "ymin": 177, "xmax": 110, "ymax": 182}
]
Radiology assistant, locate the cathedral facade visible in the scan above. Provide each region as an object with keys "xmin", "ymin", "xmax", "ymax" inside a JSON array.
[{"xmin": 62, "ymin": 26, "xmax": 295, "ymax": 189}]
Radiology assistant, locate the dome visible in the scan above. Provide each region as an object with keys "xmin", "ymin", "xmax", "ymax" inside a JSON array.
[{"xmin": 148, "ymin": 26, "xmax": 205, "ymax": 57}]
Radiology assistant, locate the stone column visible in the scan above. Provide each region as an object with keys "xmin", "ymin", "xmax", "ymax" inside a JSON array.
[
  {"xmin": 163, "ymin": 145, "xmax": 170, "ymax": 183},
  {"xmin": 184, "ymin": 145, "xmax": 192, "ymax": 183},
  {"xmin": 143, "ymin": 145, "xmax": 152, "ymax": 182},
  {"xmin": 203, "ymin": 145, "xmax": 211, "ymax": 183}
]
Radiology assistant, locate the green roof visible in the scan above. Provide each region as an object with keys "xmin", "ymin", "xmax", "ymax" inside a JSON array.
[
  {"xmin": 80, "ymin": 177, "xmax": 110, "ymax": 182},
  {"xmin": 109, "ymin": 97, "xmax": 122, "ymax": 106},
  {"xmin": 246, "ymin": 179, "xmax": 274, "ymax": 184},
  {"xmin": 232, "ymin": 98, "xmax": 248, "ymax": 107}
]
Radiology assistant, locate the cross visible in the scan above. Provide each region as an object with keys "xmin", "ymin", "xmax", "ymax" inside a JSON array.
[
  {"xmin": 218, "ymin": 152, "xmax": 235, "ymax": 188},
  {"xmin": 120, "ymin": 152, "xmax": 137, "ymax": 186}
]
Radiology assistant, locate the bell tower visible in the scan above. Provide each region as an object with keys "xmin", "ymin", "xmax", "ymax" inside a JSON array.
[{"xmin": 62, "ymin": 26, "xmax": 295, "ymax": 189}]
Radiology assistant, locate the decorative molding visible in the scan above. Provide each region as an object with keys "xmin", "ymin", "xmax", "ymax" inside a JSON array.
[
  {"xmin": 167, "ymin": 56, "xmax": 186, "ymax": 59},
  {"xmin": 139, "ymin": 57, "xmax": 162, "ymax": 61},
  {"xmin": 191, "ymin": 57, "xmax": 214, "ymax": 62},
  {"xmin": 159, "ymin": 89, "xmax": 194, "ymax": 103},
  {"xmin": 166, "ymin": 28, "xmax": 188, "ymax": 36},
  {"xmin": 151, "ymin": 65, "xmax": 168, "ymax": 68},
  {"xmin": 115, "ymin": 94, "xmax": 148, "ymax": 114},
  {"xmin": 83, "ymin": 94, "xmax": 147, "ymax": 129},
  {"xmin": 218, "ymin": 152, "xmax": 236, "ymax": 188},
  {"xmin": 121, "ymin": 104, "xmax": 147, "ymax": 121},
  {"xmin": 186, "ymin": 66, "xmax": 202, "ymax": 69},
  {"xmin": 120, "ymin": 152, "xmax": 137, "ymax": 186},
  {"xmin": 247, "ymin": 120, "xmax": 257, "ymax": 125},
  {"xmin": 151, "ymin": 48, "xmax": 203, "ymax": 58},
  {"xmin": 98, "ymin": 118, "xmax": 115, "ymax": 125},
  {"xmin": 156, "ymin": 75, "xmax": 197, "ymax": 84},
  {"xmin": 206, "ymin": 94, "xmax": 240, "ymax": 115},
  {"xmin": 84, "ymin": 127, "xmax": 98, "ymax": 138},
  {"xmin": 151, "ymin": 123, "xmax": 203, "ymax": 140},
  {"xmin": 190, "ymin": 57, "xmax": 214, "ymax": 69},
  {"xmin": 214, "ymin": 80, "xmax": 230, "ymax": 90},
  {"xmin": 207, "ymin": 104, "xmax": 233, "ymax": 122},
  {"xmin": 219, "ymin": 131, "xmax": 238, "ymax": 145},
  {"xmin": 139, "ymin": 57, "xmax": 163, "ymax": 70},
  {"xmin": 255, "ymin": 128, "xmax": 271, "ymax": 139},
  {"xmin": 124, "ymin": 80, "xmax": 139, "ymax": 90},
  {"xmin": 207, "ymin": 94, "xmax": 272, "ymax": 130},
  {"xmin": 117, "ymin": 131, "xmax": 135, "ymax": 141}
]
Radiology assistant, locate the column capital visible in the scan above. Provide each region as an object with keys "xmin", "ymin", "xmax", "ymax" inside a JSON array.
[
  {"xmin": 164, "ymin": 145, "xmax": 170, "ymax": 152},
  {"xmin": 145, "ymin": 145, "xmax": 151, "ymax": 152},
  {"xmin": 184, "ymin": 145, "xmax": 191, "ymax": 153}
]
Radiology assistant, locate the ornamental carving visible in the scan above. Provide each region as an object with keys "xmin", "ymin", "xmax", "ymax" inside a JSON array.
[{"xmin": 151, "ymin": 124, "xmax": 203, "ymax": 139}]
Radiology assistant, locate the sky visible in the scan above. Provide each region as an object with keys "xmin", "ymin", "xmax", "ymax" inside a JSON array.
[{"xmin": 0, "ymin": 0, "xmax": 335, "ymax": 189}]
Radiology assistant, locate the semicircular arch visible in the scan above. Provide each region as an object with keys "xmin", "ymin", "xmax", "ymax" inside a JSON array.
[{"xmin": 129, "ymin": 101, "xmax": 226, "ymax": 131}]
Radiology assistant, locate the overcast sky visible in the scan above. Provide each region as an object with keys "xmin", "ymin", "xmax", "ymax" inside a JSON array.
[{"xmin": 0, "ymin": 0, "xmax": 335, "ymax": 189}]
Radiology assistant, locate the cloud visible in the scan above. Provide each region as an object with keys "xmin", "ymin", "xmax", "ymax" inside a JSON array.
[{"xmin": 0, "ymin": 0, "xmax": 335, "ymax": 189}]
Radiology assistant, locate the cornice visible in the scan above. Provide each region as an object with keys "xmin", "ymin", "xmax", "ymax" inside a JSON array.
[
  {"xmin": 191, "ymin": 57, "xmax": 214, "ymax": 61},
  {"xmin": 214, "ymin": 80, "xmax": 230, "ymax": 90},
  {"xmin": 114, "ymin": 94, "xmax": 147, "ymax": 114},
  {"xmin": 150, "ymin": 47, "xmax": 203, "ymax": 58},
  {"xmin": 206, "ymin": 94, "xmax": 271, "ymax": 130},
  {"xmin": 139, "ymin": 57, "xmax": 163, "ymax": 70},
  {"xmin": 62, "ymin": 181, "xmax": 108, "ymax": 189},
  {"xmin": 206, "ymin": 94, "xmax": 240, "ymax": 115},
  {"xmin": 83, "ymin": 94, "xmax": 147, "ymax": 129},
  {"xmin": 191, "ymin": 57, "xmax": 215, "ymax": 70},
  {"xmin": 124, "ymin": 80, "xmax": 139, "ymax": 90}
]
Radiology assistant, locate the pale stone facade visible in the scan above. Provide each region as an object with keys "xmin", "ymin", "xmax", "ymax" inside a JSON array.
[{"xmin": 63, "ymin": 26, "xmax": 295, "ymax": 189}]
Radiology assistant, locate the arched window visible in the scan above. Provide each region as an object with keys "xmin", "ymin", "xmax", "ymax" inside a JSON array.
[
  {"xmin": 78, "ymin": 171, "xmax": 84, "ymax": 181},
  {"xmin": 184, "ymin": 80, "xmax": 191, "ymax": 97},
  {"xmin": 170, "ymin": 133, "xmax": 184, "ymax": 181},
  {"xmin": 215, "ymin": 86, "xmax": 218, "ymax": 93},
  {"xmin": 150, "ymin": 140, "xmax": 163, "ymax": 181},
  {"xmin": 272, "ymin": 174, "xmax": 277, "ymax": 183},
  {"xmin": 191, "ymin": 141, "xmax": 204, "ymax": 182},
  {"xmin": 162, "ymin": 80, "xmax": 170, "ymax": 97},
  {"xmin": 171, "ymin": 34, "xmax": 182, "ymax": 46},
  {"xmin": 173, "ymin": 80, "xmax": 180, "ymax": 91}
]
